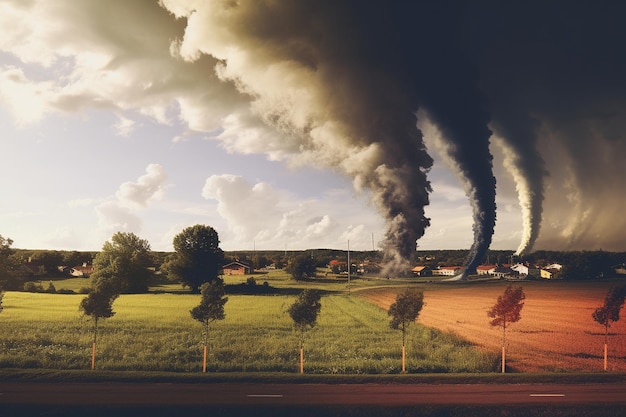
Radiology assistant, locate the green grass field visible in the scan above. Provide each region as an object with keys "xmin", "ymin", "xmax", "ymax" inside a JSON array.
[{"xmin": 0, "ymin": 289, "xmax": 497, "ymax": 373}]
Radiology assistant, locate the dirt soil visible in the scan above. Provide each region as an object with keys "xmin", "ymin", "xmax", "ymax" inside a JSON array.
[{"xmin": 358, "ymin": 280, "xmax": 626, "ymax": 373}]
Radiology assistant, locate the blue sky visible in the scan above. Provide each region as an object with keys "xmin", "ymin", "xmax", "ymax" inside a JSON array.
[{"xmin": 6, "ymin": 0, "xmax": 621, "ymax": 255}]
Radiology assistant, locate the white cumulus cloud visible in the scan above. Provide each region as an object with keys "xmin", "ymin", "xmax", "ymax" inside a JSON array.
[
  {"xmin": 202, "ymin": 174, "xmax": 380, "ymax": 250},
  {"xmin": 116, "ymin": 164, "xmax": 168, "ymax": 208}
]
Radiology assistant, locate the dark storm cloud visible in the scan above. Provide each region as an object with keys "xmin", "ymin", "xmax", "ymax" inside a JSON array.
[
  {"xmin": 468, "ymin": 0, "xmax": 626, "ymax": 253},
  {"xmin": 11, "ymin": 0, "xmax": 625, "ymax": 265},
  {"xmin": 141, "ymin": 0, "xmax": 626, "ymax": 265},
  {"xmin": 162, "ymin": 0, "xmax": 504, "ymax": 274}
]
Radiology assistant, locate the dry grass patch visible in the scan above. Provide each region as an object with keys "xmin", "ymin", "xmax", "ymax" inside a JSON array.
[{"xmin": 358, "ymin": 280, "xmax": 626, "ymax": 373}]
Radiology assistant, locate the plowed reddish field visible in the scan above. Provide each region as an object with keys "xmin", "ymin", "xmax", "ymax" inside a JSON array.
[{"xmin": 358, "ymin": 280, "xmax": 626, "ymax": 373}]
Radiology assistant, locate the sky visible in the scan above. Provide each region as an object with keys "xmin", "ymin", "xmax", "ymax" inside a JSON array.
[{"xmin": 1, "ymin": 0, "xmax": 625, "ymax": 261}]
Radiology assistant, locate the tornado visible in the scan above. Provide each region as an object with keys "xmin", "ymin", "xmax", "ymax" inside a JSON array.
[
  {"xmin": 159, "ymin": 0, "xmax": 500, "ymax": 275},
  {"xmin": 162, "ymin": 0, "xmax": 441, "ymax": 274}
]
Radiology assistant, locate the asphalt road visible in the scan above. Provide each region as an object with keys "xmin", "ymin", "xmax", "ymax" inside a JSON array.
[{"xmin": 1, "ymin": 382, "xmax": 624, "ymax": 416}]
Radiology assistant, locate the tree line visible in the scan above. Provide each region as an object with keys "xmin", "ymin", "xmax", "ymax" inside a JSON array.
[{"xmin": 2, "ymin": 233, "xmax": 625, "ymax": 292}]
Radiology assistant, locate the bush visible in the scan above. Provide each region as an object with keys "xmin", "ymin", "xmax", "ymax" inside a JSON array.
[
  {"xmin": 246, "ymin": 277, "xmax": 257, "ymax": 286},
  {"xmin": 23, "ymin": 282, "xmax": 44, "ymax": 293}
]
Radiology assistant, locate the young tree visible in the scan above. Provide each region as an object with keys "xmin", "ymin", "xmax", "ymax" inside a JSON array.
[
  {"xmin": 190, "ymin": 280, "xmax": 228, "ymax": 372},
  {"xmin": 91, "ymin": 232, "xmax": 154, "ymax": 293},
  {"xmin": 488, "ymin": 285, "xmax": 525, "ymax": 373},
  {"xmin": 79, "ymin": 281, "xmax": 119, "ymax": 370},
  {"xmin": 388, "ymin": 288, "xmax": 424, "ymax": 372},
  {"xmin": 163, "ymin": 225, "xmax": 224, "ymax": 292},
  {"xmin": 288, "ymin": 289, "xmax": 322, "ymax": 373},
  {"xmin": 592, "ymin": 286, "xmax": 626, "ymax": 371}
]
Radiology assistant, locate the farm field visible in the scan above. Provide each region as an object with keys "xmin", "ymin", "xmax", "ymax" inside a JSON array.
[
  {"xmin": 0, "ymin": 290, "xmax": 495, "ymax": 374},
  {"xmin": 359, "ymin": 279, "xmax": 626, "ymax": 373}
]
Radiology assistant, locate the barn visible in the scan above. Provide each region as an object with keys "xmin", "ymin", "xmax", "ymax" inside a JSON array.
[{"xmin": 222, "ymin": 261, "xmax": 253, "ymax": 275}]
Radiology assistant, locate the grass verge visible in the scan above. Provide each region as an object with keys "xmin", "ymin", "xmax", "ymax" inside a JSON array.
[{"xmin": 1, "ymin": 368, "xmax": 625, "ymax": 384}]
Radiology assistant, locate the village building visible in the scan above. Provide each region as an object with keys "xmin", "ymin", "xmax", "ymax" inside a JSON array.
[
  {"xmin": 328, "ymin": 259, "xmax": 348, "ymax": 273},
  {"xmin": 69, "ymin": 263, "xmax": 94, "ymax": 277},
  {"xmin": 493, "ymin": 265, "xmax": 515, "ymax": 278},
  {"xmin": 411, "ymin": 266, "xmax": 432, "ymax": 277},
  {"xmin": 511, "ymin": 262, "xmax": 541, "ymax": 278},
  {"xmin": 540, "ymin": 268, "xmax": 559, "ymax": 279},
  {"xmin": 476, "ymin": 265, "xmax": 497, "ymax": 276},
  {"xmin": 222, "ymin": 261, "xmax": 253, "ymax": 276},
  {"xmin": 433, "ymin": 266, "xmax": 463, "ymax": 276}
]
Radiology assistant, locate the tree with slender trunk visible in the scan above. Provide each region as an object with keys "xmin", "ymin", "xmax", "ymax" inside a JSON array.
[
  {"xmin": 388, "ymin": 288, "xmax": 424, "ymax": 372},
  {"xmin": 288, "ymin": 289, "xmax": 322, "ymax": 374},
  {"xmin": 190, "ymin": 280, "xmax": 227, "ymax": 372},
  {"xmin": 488, "ymin": 285, "xmax": 525, "ymax": 373},
  {"xmin": 79, "ymin": 281, "xmax": 118, "ymax": 370},
  {"xmin": 592, "ymin": 286, "xmax": 625, "ymax": 371}
]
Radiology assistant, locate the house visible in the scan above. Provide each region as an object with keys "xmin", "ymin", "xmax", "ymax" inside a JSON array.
[
  {"xmin": 476, "ymin": 265, "xmax": 497, "ymax": 276},
  {"xmin": 493, "ymin": 265, "xmax": 514, "ymax": 278},
  {"xmin": 328, "ymin": 259, "xmax": 348, "ymax": 273},
  {"xmin": 70, "ymin": 263, "xmax": 94, "ymax": 277},
  {"xmin": 222, "ymin": 261, "xmax": 253, "ymax": 275},
  {"xmin": 511, "ymin": 263, "xmax": 529, "ymax": 275},
  {"xmin": 433, "ymin": 266, "xmax": 463, "ymax": 276},
  {"xmin": 411, "ymin": 266, "xmax": 432, "ymax": 277},
  {"xmin": 357, "ymin": 259, "xmax": 380, "ymax": 274},
  {"xmin": 540, "ymin": 268, "xmax": 559, "ymax": 279},
  {"xmin": 511, "ymin": 262, "xmax": 541, "ymax": 278}
]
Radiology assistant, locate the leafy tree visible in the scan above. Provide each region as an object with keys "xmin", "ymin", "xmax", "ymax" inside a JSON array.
[
  {"xmin": 252, "ymin": 254, "xmax": 270, "ymax": 270},
  {"xmin": 488, "ymin": 285, "xmax": 525, "ymax": 373},
  {"xmin": 31, "ymin": 250, "xmax": 64, "ymax": 275},
  {"xmin": 63, "ymin": 251, "xmax": 91, "ymax": 268},
  {"xmin": 288, "ymin": 289, "xmax": 322, "ymax": 373},
  {"xmin": 388, "ymin": 288, "xmax": 424, "ymax": 372},
  {"xmin": 0, "ymin": 287, "xmax": 4, "ymax": 315},
  {"xmin": 0, "ymin": 235, "xmax": 23, "ymax": 290},
  {"xmin": 592, "ymin": 286, "xmax": 626, "ymax": 371},
  {"xmin": 91, "ymin": 232, "xmax": 154, "ymax": 293},
  {"xmin": 163, "ymin": 225, "xmax": 224, "ymax": 292},
  {"xmin": 190, "ymin": 280, "xmax": 228, "ymax": 372},
  {"xmin": 79, "ymin": 280, "xmax": 119, "ymax": 370},
  {"xmin": 286, "ymin": 254, "xmax": 317, "ymax": 281}
]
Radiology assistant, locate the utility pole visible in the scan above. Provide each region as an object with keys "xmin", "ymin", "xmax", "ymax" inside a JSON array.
[{"xmin": 347, "ymin": 240, "xmax": 351, "ymax": 295}]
